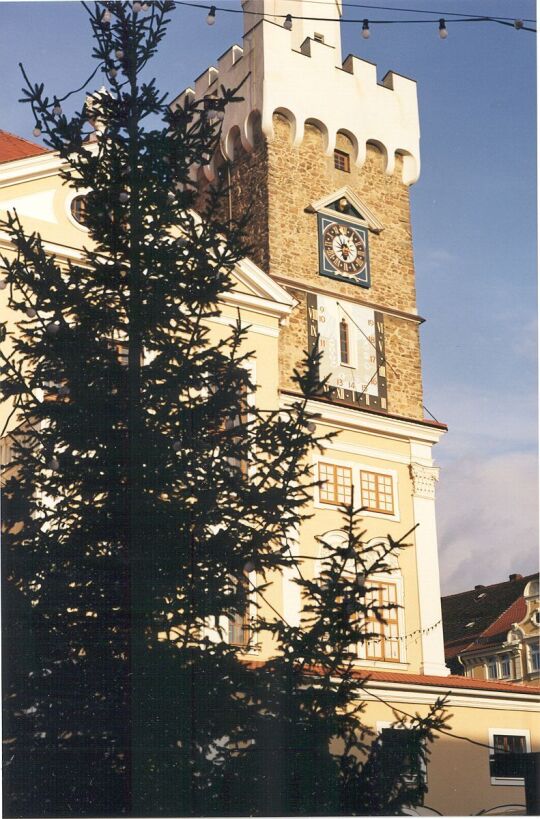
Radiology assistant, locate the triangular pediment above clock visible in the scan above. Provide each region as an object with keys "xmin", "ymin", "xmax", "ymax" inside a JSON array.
[{"xmin": 308, "ymin": 187, "xmax": 385, "ymax": 233}]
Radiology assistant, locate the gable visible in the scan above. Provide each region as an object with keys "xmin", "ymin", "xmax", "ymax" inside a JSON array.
[{"xmin": 308, "ymin": 186, "xmax": 384, "ymax": 233}]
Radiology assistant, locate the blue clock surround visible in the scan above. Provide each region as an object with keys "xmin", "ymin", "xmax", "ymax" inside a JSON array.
[{"xmin": 318, "ymin": 213, "xmax": 371, "ymax": 288}]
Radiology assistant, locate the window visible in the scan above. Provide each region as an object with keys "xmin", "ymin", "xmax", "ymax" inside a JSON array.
[
  {"xmin": 333, "ymin": 149, "xmax": 350, "ymax": 173},
  {"xmin": 529, "ymin": 641, "xmax": 540, "ymax": 672},
  {"xmin": 487, "ymin": 657, "xmax": 498, "ymax": 679},
  {"xmin": 228, "ymin": 573, "xmax": 251, "ymax": 648},
  {"xmin": 489, "ymin": 730, "xmax": 530, "ymax": 784},
  {"xmin": 318, "ymin": 462, "xmax": 352, "ymax": 506},
  {"xmin": 365, "ymin": 581, "xmax": 400, "ymax": 662},
  {"xmin": 339, "ymin": 319, "xmax": 350, "ymax": 365},
  {"xmin": 360, "ymin": 470, "xmax": 394, "ymax": 515},
  {"xmin": 379, "ymin": 728, "xmax": 425, "ymax": 792},
  {"xmin": 70, "ymin": 195, "xmax": 88, "ymax": 226},
  {"xmin": 500, "ymin": 654, "xmax": 511, "ymax": 678},
  {"xmin": 314, "ymin": 32, "xmax": 324, "ymax": 42}
]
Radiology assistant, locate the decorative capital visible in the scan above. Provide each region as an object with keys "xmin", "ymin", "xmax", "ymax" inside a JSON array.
[{"xmin": 410, "ymin": 462, "xmax": 439, "ymax": 499}]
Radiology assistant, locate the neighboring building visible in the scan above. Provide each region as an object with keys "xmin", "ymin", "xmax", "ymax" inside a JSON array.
[
  {"xmin": 0, "ymin": 129, "xmax": 48, "ymax": 164},
  {"xmin": 442, "ymin": 574, "xmax": 540, "ymax": 686},
  {"xmin": 1, "ymin": 0, "xmax": 539, "ymax": 814}
]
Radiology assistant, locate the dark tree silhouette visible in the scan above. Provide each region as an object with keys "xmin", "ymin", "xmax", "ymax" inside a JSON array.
[{"xmin": 1, "ymin": 3, "xmax": 448, "ymax": 816}]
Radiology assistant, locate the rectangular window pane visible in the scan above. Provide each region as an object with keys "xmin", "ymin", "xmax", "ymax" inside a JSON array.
[
  {"xmin": 334, "ymin": 149, "xmax": 350, "ymax": 172},
  {"xmin": 360, "ymin": 470, "xmax": 394, "ymax": 514},
  {"xmin": 319, "ymin": 462, "xmax": 352, "ymax": 505},
  {"xmin": 365, "ymin": 581, "xmax": 400, "ymax": 662}
]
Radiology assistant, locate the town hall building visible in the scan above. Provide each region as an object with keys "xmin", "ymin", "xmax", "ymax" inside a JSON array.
[{"xmin": 0, "ymin": 0, "xmax": 538, "ymax": 814}]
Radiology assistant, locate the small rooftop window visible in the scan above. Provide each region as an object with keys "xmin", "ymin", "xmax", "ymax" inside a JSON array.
[
  {"xmin": 314, "ymin": 32, "xmax": 324, "ymax": 42},
  {"xmin": 465, "ymin": 621, "xmax": 475, "ymax": 629}
]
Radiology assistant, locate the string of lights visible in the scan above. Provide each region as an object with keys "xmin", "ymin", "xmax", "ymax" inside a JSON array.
[
  {"xmin": 282, "ymin": 0, "xmax": 535, "ymax": 23},
  {"xmin": 178, "ymin": 0, "xmax": 536, "ymax": 34}
]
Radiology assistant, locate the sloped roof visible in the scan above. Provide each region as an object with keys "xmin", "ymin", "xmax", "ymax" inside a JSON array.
[
  {"xmin": 0, "ymin": 129, "xmax": 49, "ymax": 164},
  {"xmin": 353, "ymin": 668, "xmax": 539, "ymax": 695},
  {"xmin": 246, "ymin": 659, "xmax": 539, "ymax": 696},
  {"xmin": 441, "ymin": 573, "xmax": 537, "ymax": 660}
]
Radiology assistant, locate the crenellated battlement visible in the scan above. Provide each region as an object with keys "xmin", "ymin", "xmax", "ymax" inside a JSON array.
[{"xmin": 171, "ymin": 15, "xmax": 421, "ymax": 185}]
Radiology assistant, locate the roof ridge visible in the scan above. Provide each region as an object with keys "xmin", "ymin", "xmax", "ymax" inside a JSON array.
[
  {"xmin": 442, "ymin": 571, "xmax": 538, "ymax": 599},
  {"xmin": 0, "ymin": 129, "xmax": 46, "ymax": 149}
]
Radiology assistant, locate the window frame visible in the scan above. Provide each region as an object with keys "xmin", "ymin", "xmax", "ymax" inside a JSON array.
[
  {"xmin": 66, "ymin": 190, "xmax": 91, "ymax": 232},
  {"xmin": 360, "ymin": 469, "xmax": 395, "ymax": 516},
  {"xmin": 334, "ymin": 149, "xmax": 351, "ymax": 173},
  {"xmin": 313, "ymin": 456, "xmax": 400, "ymax": 521},
  {"xmin": 364, "ymin": 579, "xmax": 401, "ymax": 663},
  {"xmin": 317, "ymin": 460, "xmax": 353, "ymax": 507},
  {"xmin": 488, "ymin": 728, "xmax": 531, "ymax": 786},
  {"xmin": 376, "ymin": 722, "xmax": 427, "ymax": 790},
  {"xmin": 528, "ymin": 640, "xmax": 540, "ymax": 672},
  {"xmin": 338, "ymin": 318, "xmax": 354, "ymax": 367}
]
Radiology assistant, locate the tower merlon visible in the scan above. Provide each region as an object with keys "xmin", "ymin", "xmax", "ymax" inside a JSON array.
[{"xmin": 171, "ymin": 17, "xmax": 421, "ymax": 185}]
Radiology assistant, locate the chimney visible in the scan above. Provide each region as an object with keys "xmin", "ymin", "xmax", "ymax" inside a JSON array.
[
  {"xmin": 474, "ymin": 585, "xmax": 485, "ymax": 590},
  {"xmin": 509, "ymin": 574, "xmax": 523, "ymax": 582}
]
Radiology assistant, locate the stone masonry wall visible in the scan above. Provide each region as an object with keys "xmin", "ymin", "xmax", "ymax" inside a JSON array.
[{"xmin": 219, "ymin": 113, "xmax": 424, "ymax": 420}]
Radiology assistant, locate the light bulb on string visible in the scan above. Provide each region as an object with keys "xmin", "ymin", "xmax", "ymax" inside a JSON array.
[
  {"xmin": 101, "ymin": 8, "xmax": 112, "ymax": 25},
  {"xmin": 53, "ymin": 98, "xmax": 62, "ymax": 116},
  {"xmin": 362, "ymin": 19, "xmax": 370, "ymax": 39},
  {"xmin": 142, "ymin": 2, "xmax": 149, "ymax": 9},
  {"xmin": 0, "ymin": 279, "xmax": 7, "ymax": 291},
  {"xmin": 26, "ymin": 307, "xmax": 37, "ymax": 318},
  {"xmin": 243, "ymin": 560, "xmax": 256, "ymax": 574},
  {"xmin": 206, "ymin": 6, "xmax": 216, "ymax": 25},
  {"xmin": 284, "ymin": 14, "xmax": 293, "ymax": 31},
  {"xmin": 109, "ymin": 66, "xmax": 118, "ymax": 78},
  {"xmin": 439, "ymin": 18, "xmax": 448, "ymax": 39},
  {"xmin": 33, "ymin": 123, "xmax": 42, "ymax": 137},
  {"xmin": 133, "ymin": 2, "xmax": 142, "ymax": 13},
  {"xmin": 48, "ymin": 456, "xmax": 60, "ymax": 471},
  {"xmin": 172, "ymin": 441, "xmax": 182, "ymax": 452},
  {"xmin": 119, "ymin": 191, "xmax": 129, "ymax": 203},
  {"xmin": 306, "ymin": 421, "xmax": 316, "ymax": 432},
  {"xmin": 115, "ymin": 48, "xmax": 125, "ymax": 59},
  {"xmin": 514, "ymin": 19, "xmax": 524, "ymax": 29},
  {"xmin": 46, "ymin": 322, "xmax": 60, "ymax": 335}
]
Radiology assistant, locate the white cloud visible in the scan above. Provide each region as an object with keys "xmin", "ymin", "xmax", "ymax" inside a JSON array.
[
  {"xmin": 436, "ymin": 450, "xmax": 538, "ymax": 595},
  {"xmin": 428, "ymin": 383, "xmax": 537, "ymax": 462}
]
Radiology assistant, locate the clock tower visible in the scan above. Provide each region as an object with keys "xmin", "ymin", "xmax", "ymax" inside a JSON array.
[{"xmin": 173, "ymin": 0, "xmax": 449, "ymax": 676}]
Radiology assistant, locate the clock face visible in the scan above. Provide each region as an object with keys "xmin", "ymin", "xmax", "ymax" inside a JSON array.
[
  {"xmin": 323, "ymin": 222, "xmax": 366, "ymax": 277},
  {"xmin": 307, "ymin": 293, "xmax": 387, "ymax": 411},
  {"xmin": 318, "ymin": 214, "xmax": 370, "ymax": 287}
]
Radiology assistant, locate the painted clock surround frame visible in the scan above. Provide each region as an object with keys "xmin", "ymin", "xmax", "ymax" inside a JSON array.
[{"xmin": 317, "ymin": 211, "xmax": 371, "ymax": 288}]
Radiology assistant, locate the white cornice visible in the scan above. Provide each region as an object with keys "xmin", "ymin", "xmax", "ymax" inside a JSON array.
[
  {"xmin": 362, "ymin": 679, "xmax": 540, "ymax": 712},
  {"xmin": 0, "ymin": 234, "xmax": 294, "ymax": 323},
  {"xmin": 0, "ymin": 151, "xmax": 64, "ymax": 188},
  {"xmin": 280, "ymin": 394, "xmax": 447, "ymax": 446}
]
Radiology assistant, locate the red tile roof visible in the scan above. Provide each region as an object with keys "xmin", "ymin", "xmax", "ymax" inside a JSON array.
[
  {"xmin": 482, "ymin": 597, "xmax": 527, "ymax": 640},
  {"xmin": 0, "ymin": 129, "xmax": 49, "ymax": 164},
  {"xmin": 352, "ymin": 668, "xmax": 539, "ymax": 695},
  {"xmin": 441, "ymin": 573, "xmax": 537, "ymax": 662},
  {"xmin": 245, "ymin": 659, "xmax": 539, "ymax": 696}
]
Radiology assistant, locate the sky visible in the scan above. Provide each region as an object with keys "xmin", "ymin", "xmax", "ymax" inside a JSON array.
[{"xmin": 0, "ymin": 0, "xmax": 537, "ymax": 594}]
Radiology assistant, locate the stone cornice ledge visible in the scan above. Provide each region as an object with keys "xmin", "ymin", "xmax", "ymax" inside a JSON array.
[
  {"xmin": 280, "ymin": 392, "xmax": 447, "ymax": 445},
  {"xmin": 362, "ymin": 678, "xmax": 540, "ymax": 712}
]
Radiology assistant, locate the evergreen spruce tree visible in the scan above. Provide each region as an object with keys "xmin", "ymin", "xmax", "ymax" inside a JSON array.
[{"xmin": 1, "ymin": 3, "xmax": 448, "ymax": 816}]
